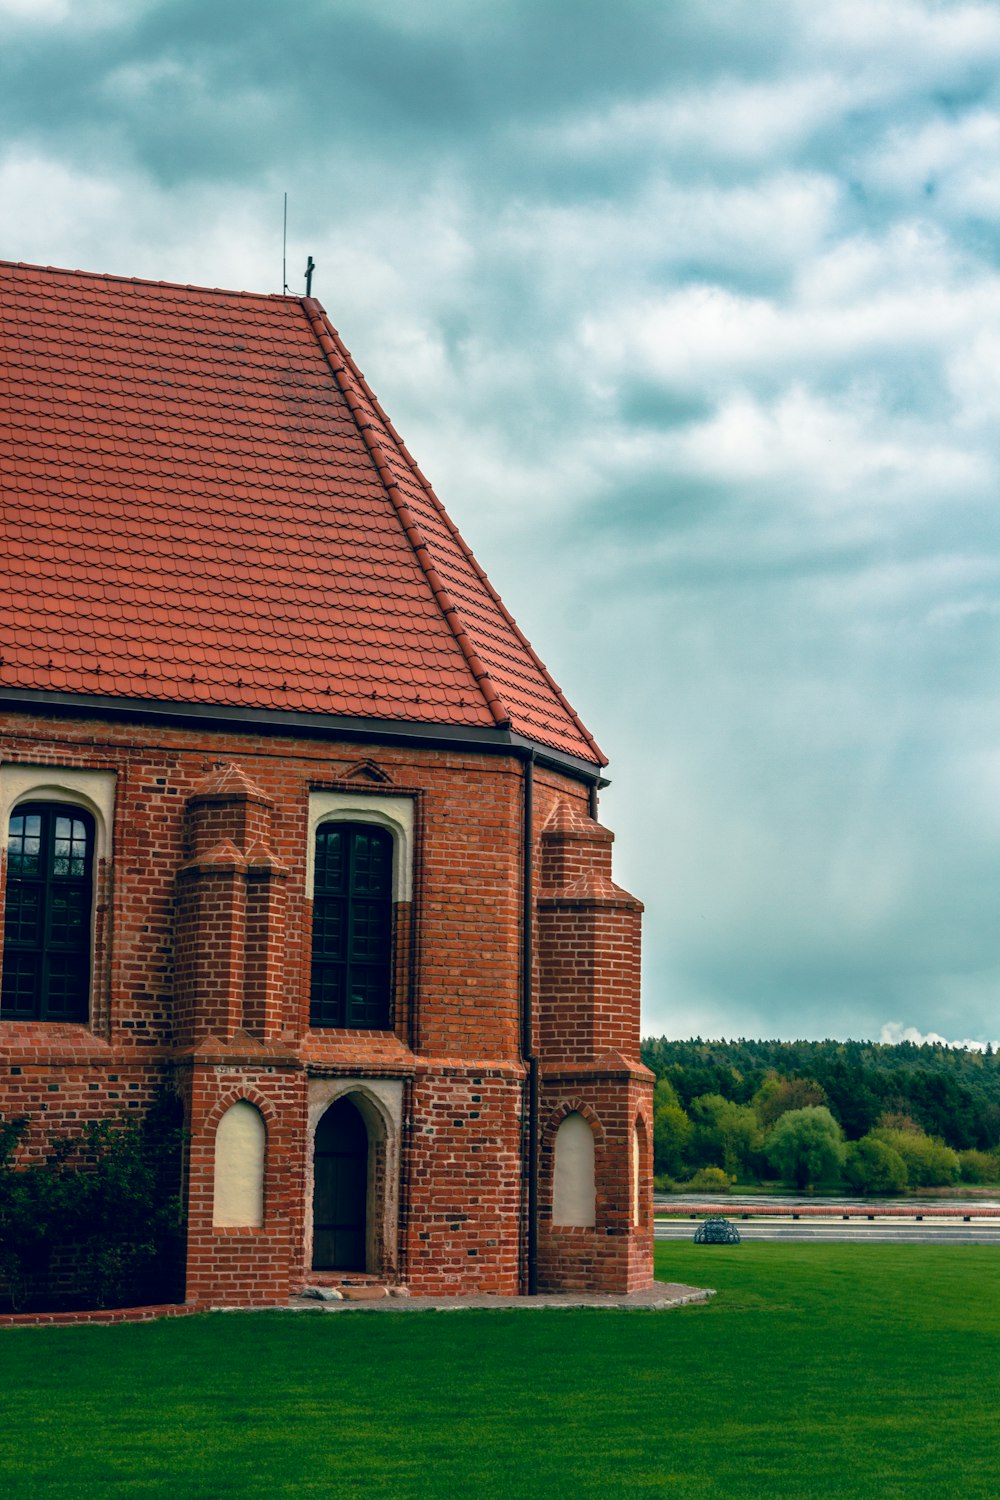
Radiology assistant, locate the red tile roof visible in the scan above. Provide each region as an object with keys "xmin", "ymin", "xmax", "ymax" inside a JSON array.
[{"xmin": 0, "ymin": 262, "xmax": 604, "ymax": 766}]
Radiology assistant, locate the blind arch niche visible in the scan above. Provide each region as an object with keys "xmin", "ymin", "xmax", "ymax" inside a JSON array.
[
  {"xmin": 213, "ymin": 1101, "xmax": 266, "ymax": 1228},
  {"xmin": 552, "ymin": 1111, "xmax": 596, "ymax": 1228}
]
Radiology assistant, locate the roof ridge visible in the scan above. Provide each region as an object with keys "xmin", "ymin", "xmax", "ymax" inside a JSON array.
[
  {"xmin": 300, "ymin": 297, "xmax": 513, "ymax": 731},
  {"xmin": 319, "ymin": 313, "xmax": 607, "ymax": 766},
  {"xmin": 0, "ymin": 258, "xmax": 292, "ymax": 306}
]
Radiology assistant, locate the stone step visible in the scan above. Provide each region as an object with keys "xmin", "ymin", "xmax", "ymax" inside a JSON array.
[{"xmin": 299, "ymin": 1279, "xmax": 408, "ymax": 1303}]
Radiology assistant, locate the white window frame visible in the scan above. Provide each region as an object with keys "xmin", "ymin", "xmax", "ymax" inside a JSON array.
[
  {"xmin": 0, "ymin": 765, "xmax": 116, "ymax": 865},
  {"xmin": 306, "ymin": 792, "xmax": 414, "ymax": 904},
  {"xmin": 0, "ymin": 764, "xmax": 116, "ymax": 1026}
]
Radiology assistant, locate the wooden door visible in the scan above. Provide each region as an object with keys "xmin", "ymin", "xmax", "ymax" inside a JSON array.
[{"xmin": 312, "ymin": 1096, "xmax": 368, "ymax": 1270}]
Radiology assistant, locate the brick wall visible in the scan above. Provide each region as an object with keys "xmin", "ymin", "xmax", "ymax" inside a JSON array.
[
  {"xmin": 403, "ymin": 1062, "xmax": 525, "ymax": 1294},
  {"xmin": 0, "ymin": 707, "xmax": 651, "ymax": 1304},
  {"xmin": 537, "ymin": 1074, "xmax": 654, "ymax": 1294},
  {"xmin": 533, "ymin": 794, "xmax": 654, "ymax": 1293}
]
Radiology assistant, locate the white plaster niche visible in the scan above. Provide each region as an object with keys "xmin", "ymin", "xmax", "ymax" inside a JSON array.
[
  {"xmin": 213, "ymin": 1101, "xmax": 266, "ymax": 1228},
  {"xmin": 633, "ymin": 1121, "xmax": 642, "ymax": 1227},
  {"xmin": 552, "ymin": 1112, "xmax": 596, "ymax": 1228}
]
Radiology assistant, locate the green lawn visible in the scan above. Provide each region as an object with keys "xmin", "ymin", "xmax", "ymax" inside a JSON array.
[{"xmin": 2, "ymin": 1243, "xmax": 999, "ymax": 1498}]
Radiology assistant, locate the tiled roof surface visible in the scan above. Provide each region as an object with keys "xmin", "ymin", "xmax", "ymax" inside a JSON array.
[{"xmin": 0, "ymin": 262, "xmax": 603, "ymax": 765}]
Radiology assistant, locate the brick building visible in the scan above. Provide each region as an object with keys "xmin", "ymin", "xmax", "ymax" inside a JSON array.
[{"xmin": 0, "ymin": 260, "xmax": 652, "ymax": 1305}]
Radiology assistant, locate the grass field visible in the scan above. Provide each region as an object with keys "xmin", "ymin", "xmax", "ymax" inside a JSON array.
[{"xmin": 2, "ymin": 1243, "xmax": 999, "ymax": 1498}]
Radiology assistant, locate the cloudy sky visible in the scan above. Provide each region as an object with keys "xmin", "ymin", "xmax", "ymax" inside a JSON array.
[{"xmin": 5, "ymin": 0, "xmax": 1000, "ymax": 1046}]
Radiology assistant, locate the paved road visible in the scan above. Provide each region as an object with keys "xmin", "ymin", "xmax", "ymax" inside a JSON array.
[
  {"xmin": 654, "ymin": 1193, "xmax": 1000, "ymax": 1211},
  {"xmin": 655, "ymin": 1218, "xmax": 1000, "ymax": 1244},
  {"xmin": 654, "ymin": 1192, "xmax": 1000, "ymax": 1241}
]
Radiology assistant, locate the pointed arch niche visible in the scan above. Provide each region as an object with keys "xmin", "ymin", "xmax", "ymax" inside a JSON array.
[{"xmin": 306, "ymin": 1077, "xmax": 403, "ymax": 1278}]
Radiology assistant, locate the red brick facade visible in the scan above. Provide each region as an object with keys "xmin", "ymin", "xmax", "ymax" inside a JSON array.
[{"xmin": 0, "ymin": 709, "xmax": 653, "ymax": 1305}]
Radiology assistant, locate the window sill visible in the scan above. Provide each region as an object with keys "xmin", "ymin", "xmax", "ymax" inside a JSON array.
[
  {"xmin": 300, "ymin": 1029, "xmax": 417, "ymax": 1073},
  {"xmin": 0, "ymin": 1020, "xmax": 112, "ymax": 1065}
]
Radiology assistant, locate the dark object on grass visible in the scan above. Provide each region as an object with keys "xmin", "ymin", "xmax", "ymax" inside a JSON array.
[{"xmin": 694, "ymin": 1217, "xmax": 741, "ymax": 1244}]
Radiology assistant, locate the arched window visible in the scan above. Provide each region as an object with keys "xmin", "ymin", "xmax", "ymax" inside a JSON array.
[
  {"xmin": 310, "ymin": 822, "xmax": 393, "ymax": 1029},
  {"xmin": 2, "ymin": 802, "xmax": 95, "ymax": 1021}
]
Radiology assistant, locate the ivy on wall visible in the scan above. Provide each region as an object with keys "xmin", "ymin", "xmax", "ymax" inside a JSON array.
[{"xmin": 0, "ymin": 1094, "xmax": 186, "ymax": 1312}]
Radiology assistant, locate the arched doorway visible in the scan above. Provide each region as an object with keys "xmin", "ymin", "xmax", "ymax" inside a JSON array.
[{"xmin": 312, "ymin": 1096, "xmax": 369, "ymax": 1271}]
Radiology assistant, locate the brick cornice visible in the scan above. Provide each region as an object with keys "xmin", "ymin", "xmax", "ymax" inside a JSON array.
[{"xmin": 540, "ymin": 1055, "xmax": 654, "ymax": 1083}]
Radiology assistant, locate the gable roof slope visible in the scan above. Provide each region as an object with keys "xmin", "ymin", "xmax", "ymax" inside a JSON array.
[{"xmin": 0, "ymin": 261, "xmax": 604, "ymax": 767}]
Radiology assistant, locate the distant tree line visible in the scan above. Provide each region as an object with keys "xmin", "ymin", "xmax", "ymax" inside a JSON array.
[{"xmin": 641, "ymin": 1036, "xmax": 1000, "ymax": 1193}]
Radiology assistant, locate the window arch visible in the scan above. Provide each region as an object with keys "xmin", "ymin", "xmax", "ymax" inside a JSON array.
[
  {"xmin": 2, "ymin": 801, "xmax": 95, "ymax": 1021},
  {"xmin": 310, "ymin": 821, "xmax": 393, "ymax": 1029}
]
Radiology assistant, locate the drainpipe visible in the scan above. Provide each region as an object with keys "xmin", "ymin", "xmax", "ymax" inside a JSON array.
[
  {"xmin": 588, "ymin": 779, "xmax": 599, "ymax": 821},
  {"xmin": 521, "ymin": 749, "xmax": 538, "ymax": 1295}
]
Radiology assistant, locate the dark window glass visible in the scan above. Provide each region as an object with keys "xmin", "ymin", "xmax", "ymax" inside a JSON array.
[
  {"xmin": 2, "ymin": 803, "xmax": 94, "ymax": 1022},
  {"xmin": 310, "ymin": 823, "xmax": 392, "ymax": 1029}
]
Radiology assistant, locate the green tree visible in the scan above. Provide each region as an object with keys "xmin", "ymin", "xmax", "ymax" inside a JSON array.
[
  {"xmin": 689, "ymin": 1094, "xmax": 762, "ymax": 1180},
  {"xmin": 870, "ymin": 1127, "xmax": 960, "ymax": 1187},
  {"xmin": 640, "ymin": 1034, "xmax": 1000, "ymax": 1151},
  {"xmin": 653, "ymin": 1078, "xmax": 682, "ymax": 1111},
  {"xmin": 843, "ymin": 1135, "xmax": 908, "ymax": 1195},
  {"xmin": 753, "ymin": 1074, "xmax": 829, "ymax": 1129},
  {"xmin": 653, "ymin": 1102, "xmax": 693, "ymax": 1178},
  {"xmin": 765, "ymin": 1106, "xmax": 846, "ymax": 1189}
]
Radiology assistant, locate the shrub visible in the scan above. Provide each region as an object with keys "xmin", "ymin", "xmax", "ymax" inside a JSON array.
[
  {"xmin": 685, "ymin": 1166, "xmax": 733, "ymax": 1193},
  {"xmin": 844, "ymin": 1136, "xmax": 908, "ymax": 1195},
  {"xmin": 871, "ymin": 1127, "xmax": 960, "ymax": 1188},
  {"xmin": 958, "ymin": 1149, "xmax": 997, "ymax": 1184},
  {"xmin": 0, "ymin": 1095, "xmax": 186, "ymax": 1312},
  {"xmin": 765, "ymin": 1106, "xmax": 846, "ymax": 1189}
]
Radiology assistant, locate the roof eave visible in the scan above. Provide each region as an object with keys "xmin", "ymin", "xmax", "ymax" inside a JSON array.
[{"xmin": 0, "ymin": 686, "xmax": 610, "ymax": 787}]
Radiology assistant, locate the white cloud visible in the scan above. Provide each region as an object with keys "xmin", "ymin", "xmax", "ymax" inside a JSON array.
[
  {"xmin": 946, "ymin": 328, "xmax": 1000, "ymax": 431},
  {"xmin": 495, "ymin": 171, "xmax": 840, "ymax": 290},
  {"xmin": 880, "ymin": 1021, "xmax": 1000, "ymax": 1052},
  {"xmin": 0, "ymin": 0, "xmax": 124, "ymax": 27},
  {"xmin": 527, "ymin": 75, "xmax": 857, "ymax": 166},
  {"xmin": 0, "ymin": 0, "xmax": 73, "ymax": 20},
  {"xmin": 0, "ymin": 149, "xmax": 285, "ymax": 292},
  {"xmin": 674, "ymin": 385, "xmax": 987, "ymax": 505},
  {"xmin": 585, "ymin": 243, "xmax": 1000, "ymax": 401},
  {"xmin": 806, "ymin": 0, "xmax": 1000, "ymax": 82},
  {"xmin": 864, "ymin": 109, "xmax": 1000, "ymax": 187}
]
